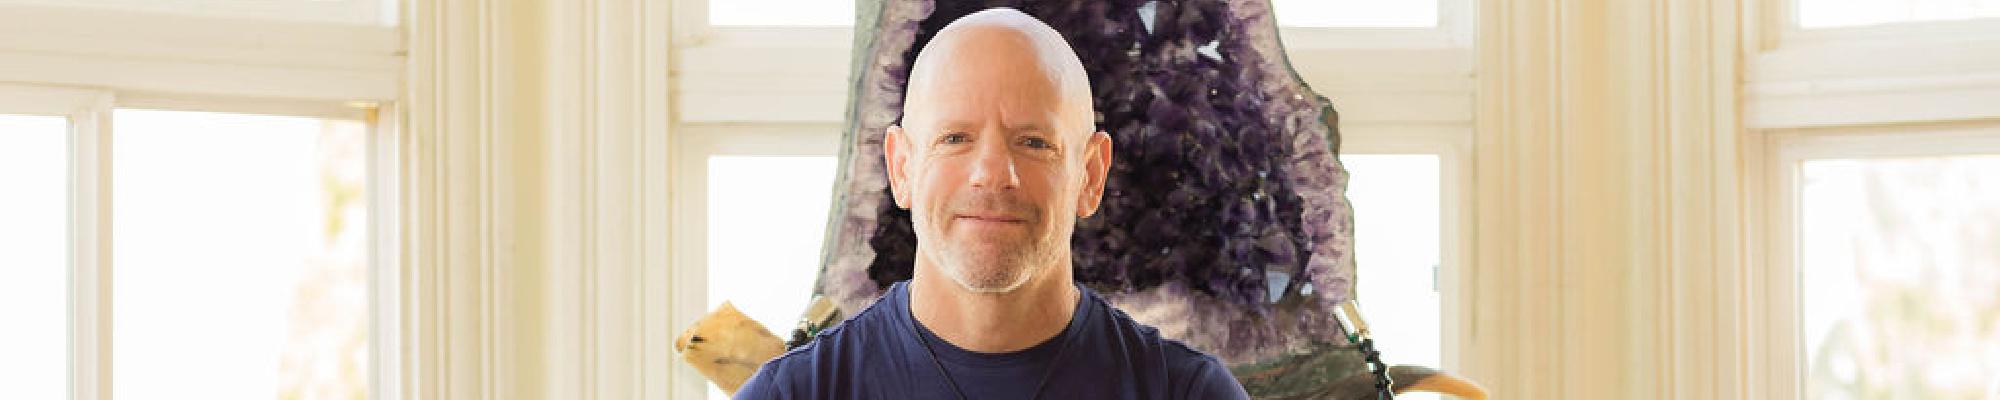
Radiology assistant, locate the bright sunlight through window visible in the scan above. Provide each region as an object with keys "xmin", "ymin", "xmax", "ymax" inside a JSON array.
[
  {"xmin": 1800, "ymin": 155, "xmax": 2000, "ymax": 399},
  {"xmin": 0, "ymin": 114, "xmax": 71, "ymax": 400},
  {"xmin": 1343, "ymin": 154, "xmax": 1445, "ymax": 400},
  {"xmin": 110, "ymin": 109, "xmax": 371, "ymax": 399},
  {"xmin": 708, "ymin": 0, "xmax": 856, "ymax": 26},
  {"xmin": 1796, "ymin": 0, "xmax": 2000, "ymax": 28},
  {"xmin": 705, "ymin": 155, "xmax": 838, "ymax": 339},
  {"xmin": 1272, "ymin": 0, "xmax": 1438, "ymax": 28},
  {"xmin": 705, "ymin": 155, "xmax": 839, "ymax": 399}
]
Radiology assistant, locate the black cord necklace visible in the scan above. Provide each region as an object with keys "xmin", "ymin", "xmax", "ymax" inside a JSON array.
[{"xmin": 908, "ymin": 288, "xmax": 1079, "ymax": 400}]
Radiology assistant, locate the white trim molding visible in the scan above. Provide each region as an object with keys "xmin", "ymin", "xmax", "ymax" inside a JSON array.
[
  {"xmin": 71, "ymin": 92, "xmax": 114, "ymax": 400},
  {"xmin": 668, "ymin": 0, "xmax": 1476, "ymax": 126},
  {"xmin": 0, "ymin": 0, "xmax": 396, "ymax": 26},
  {"xmin": 673, "ymin": 40, "xmax": 1474, "ymax": 126},
  {"xmin": 9, "ymin": 84, "xmax": 122, "ymax": 400},
  {"xmin": 402, "ymin": 0, "xmax": 678, "ymax": 398},
  {"xmin": 542, "ymin": 0, "xmax": 679, "ymax": 398},
  {"xmin": 368, "ymin": 102, "xmax": 406, "ymax": 400},
  {"xmin": 1749, "ymin": 36, "xmax": 2000, "ymax": 129},
  {"xmin": 0, "ymin": 4, "xmax": 401, "ymax": 102},
  {"xmin": 401, "ymin": 0, "xmax": 539, "ymax": 397},
  {"xmin": 1748, "ymin": 10, "xmax": 2000, "ymax": 129},
  {"xmin": 1473, "ymin": 0, "xmax": 1749, "ymax": 397}
]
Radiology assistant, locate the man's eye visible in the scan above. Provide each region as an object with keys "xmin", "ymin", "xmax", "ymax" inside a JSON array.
[
  {"xmin": 939, "ymin": 133, "xmax": 971, "ymax": 144},
  {"xmin": 1019, "ymin": 136, "xmax": 1054, "ymax": 150}
]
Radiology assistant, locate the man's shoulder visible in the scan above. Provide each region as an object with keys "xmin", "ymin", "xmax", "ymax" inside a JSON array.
[
  {"xmin": 1083, "ymin": 289, "xmax": 1205, "ymax": 361},
  {"xmin": 736, "ymin": 293, "xmax": 908, "ymax": 398},
  {"xmin": 763, "ymin": 292, "xmax": 903, "ymax": 366},
  {"xmin": 1080, "ymin": 289, "xmax": 1249, "ymax": 399}
]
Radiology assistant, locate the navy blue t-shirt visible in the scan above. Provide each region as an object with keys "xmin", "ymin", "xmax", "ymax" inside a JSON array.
[{"xmin": 735, "ymin": 281, "xmax": 1249, "ymax": 399}]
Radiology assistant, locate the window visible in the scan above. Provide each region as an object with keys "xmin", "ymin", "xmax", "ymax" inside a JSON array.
[
  {"xmin": 1342, "ymin": 154, "xmax": 1446, "ymax": 400},
  {"xmin": 1, "ymin": 89, "xmax": 388, "ymax": 400},
  {"xmin": 702, "ymin": 155, "xmax": 838, "ymax": 399},
  {"xmin": 1795, "ymin": 0, "xmax": 2000, "ymax": 29},
  {"xmin": 1762, "ymin": 123, "xmax": 2000, "ymax": 399},
  {"xmin": 0, "ymin": 113, "xmax": 71, "ymax": 400},
  {"xmin": 4, "ymin": 1, "xmax": 398, "ymax": 398},
  {"xmin": 709, "ymin": 0, "xmax": 854, "ymax": 26},
  {"xmin": 110, "ymin": 109, "xmax": 373, "ymax": 399},
  {"xmin": 1754, "ymin": 0, "xmax": 2000, "ymax": 395},
  {"xmin": 677, "ymin": 123, "xmax": 842, "ymax": 399},
  {"xmin": 674, "ymin": 0, "xmax": 1473, "ymax": 123},
  {"xmin": 1795, "ymin": 152, "xmax": 2000, "ymax": 399},
  {"xmin": 1751, "ymin": 0, "xmax": 2000, "ymax": 129},
  {"xmin": 0, "ymin": 0, "xmax": 398, "ymax": 26},
  {"xmin": 1271, "ymin": 0, "xmax": 1439, "ymax": 28},
  {"xmin": 704, "ymin": 155, "xmax": 839, "ymax": 334}
]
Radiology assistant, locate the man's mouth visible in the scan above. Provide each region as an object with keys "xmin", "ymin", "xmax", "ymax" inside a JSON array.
[{"xmin": 953, "ymin": 213, "xmax": 1027, "ymax": 224}]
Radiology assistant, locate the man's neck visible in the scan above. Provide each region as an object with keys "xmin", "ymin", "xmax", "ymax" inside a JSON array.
[{"xmin": 908, "ymin": 262, "xmax": 1080, "ymax": 354}]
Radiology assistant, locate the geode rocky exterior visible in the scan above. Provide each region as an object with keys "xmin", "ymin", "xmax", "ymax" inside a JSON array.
[{"xmin": 815, "ymin": 0, "xmax": 1354, "ymax": 371}]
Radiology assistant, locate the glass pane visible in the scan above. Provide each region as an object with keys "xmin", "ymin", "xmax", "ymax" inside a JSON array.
[
  {"xmin": 710, "ymin": 0, "xmax": 855, "ymax": 26},
  {"xmin": 705, "ymin": 155, "xmax": 837, "ymax": 398},
  {"xmin": 112, "ymin": 109, "xmax": 371, "ymax": 399},
  {"xmin": 1801, "ymin": 155, "xmax": 2000, "ymax": 399},
  {"xmin": 1273, "ymin": 0, "xmax": 1439, "ymax": 28},
  {"xmin": 1343, "ymin": 154, "xmax": 1444, "ymax": 400},
  {"xmin": 1797, "ymin": 0, "xmax": 2000, "ymax": 29},
  {"xmin": 0, "ymin": 114, "xmax": 72, "ymax": 400},
  {"xmin": 705, "ymin": 155, "xmax": 838, "ymax": 337}
]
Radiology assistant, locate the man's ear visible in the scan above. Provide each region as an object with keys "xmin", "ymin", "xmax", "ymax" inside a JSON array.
[
  {"xmin": 1076, "ymin": 130, "xmax": 1113, "ymax": 217},
  {"xmin": 884, "ymin": 125, "xmax": 912, "ymax": 209}
]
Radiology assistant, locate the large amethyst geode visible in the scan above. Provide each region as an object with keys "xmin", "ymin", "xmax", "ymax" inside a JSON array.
[{"xmin": 815, "ymin": 0, "xmax": 1353, "ymax": 367}]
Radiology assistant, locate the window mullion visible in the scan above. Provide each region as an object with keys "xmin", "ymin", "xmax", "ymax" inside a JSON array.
[
  {"xmin": 68, "ymin": 91, "xmax": 115, "ymax": 400},
  {"xmin": 365, "ymin": 104, "xmax": 404, "ymax": 400}
]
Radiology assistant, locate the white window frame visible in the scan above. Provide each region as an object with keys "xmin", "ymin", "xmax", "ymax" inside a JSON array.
[
  {"xmin": 1337, "ymin": 125, "xmax": 1474, "ymax": 375},
  {"xmin": 1752, "ymin": 121, "xmax": 2000, "ymax": 400},
  {"xmin": 669, "ymin": 122, "xmax": 842, "ymax": 400},
  {"xmin": 0, "ymin": 3, "xmax": 403, "ymax": 400},
  {"xmin": 667, "ymin": 1, "xmax": 1476, "ymax": 398},
  {"xmin": 0, "ymin": 4, "xmax": 401, "ymax": 102},
  {"xmin": 0, "ymin": 83, "xmax": 114, "ymax": 400},
  {"xmin": 1746, "ymin": 0, "xmax": 2000, "ymax": 398},
  {"xmin": 669, "ymin": 0, "xmax": 1476, "ymax": 124},
  {"xmin": 0, "ymin": 0, "xmax": 396, "ymax": 26},
  {"xmin": 1748, "ymin": 0, "xmax": 2000, "ymax": 129}
]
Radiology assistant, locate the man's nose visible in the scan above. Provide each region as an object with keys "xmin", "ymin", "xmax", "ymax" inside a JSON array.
[{"xmin": 966, "ymin": 138, "xmax": 1020, "ymax": 189}]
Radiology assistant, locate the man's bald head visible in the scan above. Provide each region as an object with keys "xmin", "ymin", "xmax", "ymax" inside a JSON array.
[
  {"xmin": 883, "ymin": 7, "xmax": 1112, "ymax": 297},
  {"xmin": 904, "ymin": 8, "xmax": 1094, "ymax": 136}
]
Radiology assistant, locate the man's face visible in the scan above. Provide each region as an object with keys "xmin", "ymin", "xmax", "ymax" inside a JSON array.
[{"xmin": 886, "ymin": 28, "xmax": 1109, "ymax": 293}]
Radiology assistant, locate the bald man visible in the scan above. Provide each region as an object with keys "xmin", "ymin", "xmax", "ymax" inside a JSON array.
[{"xmin": 734, "ymin": 8, "xmax": 1249, "ymax": 400}]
